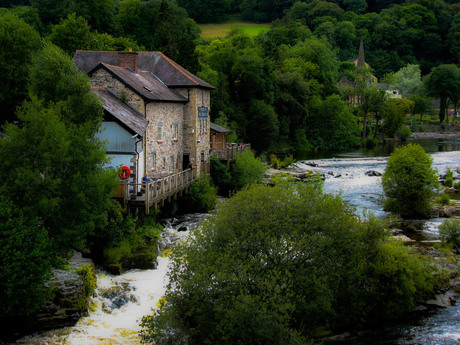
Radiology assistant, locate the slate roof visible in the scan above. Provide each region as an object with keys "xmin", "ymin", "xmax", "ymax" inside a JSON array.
[
  {"xmin": 92, "ymin": 87, "xmax": 148, "ymax": 136},
  {"xmin": 90, "ymin": 63, "xmax": 188, "ymax": 103},
  {"xmin": 73, "ymin": 50, "xmax": 214, "ymax": 89},
  {"xmin": 210, "ymin": 122, "xmax": 232, "ymax": 134}
]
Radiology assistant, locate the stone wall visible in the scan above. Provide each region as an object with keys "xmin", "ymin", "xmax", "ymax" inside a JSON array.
[
  {"xmin": 176, "ymin": 87, "xmax": 211, "ymax": 175},
  {"xmin": 91, "ymin": 68, "xmax": 145, "ymax": 115},
  {"xmin": 145, "ymin": 102, "xmax": 184, "ymax": 175}
]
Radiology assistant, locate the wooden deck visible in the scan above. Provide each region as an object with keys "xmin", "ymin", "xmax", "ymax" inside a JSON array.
[
  {"xmin": 211, "ymin": 143, "xmax": 251, "ymax": 168},
  {"xmin": 114, "ymin": 168, "xmax": 198, "ymax": 214}
]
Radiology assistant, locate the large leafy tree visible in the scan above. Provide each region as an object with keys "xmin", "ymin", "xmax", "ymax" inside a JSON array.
[
  {"xmin": 0, "ymin": 43, "xmax": 118, "ymax": 252},
  {"xmin": 0, "ymin": 195, "xmax": 53, "ymax": 317},
  {"xmin": 382, "ymin": 143, "xmax": 440, "ymax": 218},
  {"xmin": 177, "ymin": 0, "xmax": 229, "ymax": 23},
  {"xmin": 425, "ymin": 64, "xmax": 460, "ymax": 123},
  {"xmin": 141, "ymin": 182, "xmax": 434, "ymax": 344},
  {"xmin": 116, "ymin": 0, "xmax": 200, "ymax": 70},
  {"xmin": 0, "ymin": 13, "xmax": 41, "ymax": 124},
  {"xmin": 389, "ymin": 64, "xmax": 424, "ymax": 99}
]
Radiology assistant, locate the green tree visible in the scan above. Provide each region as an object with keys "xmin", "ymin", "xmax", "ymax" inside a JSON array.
[
  {"xmin": 141, "ymin": 183, "xmax": 434, "ymax": 344},
  {"xmin": 309, "ymin": 94, "xmax": 361, "ymax": 150},
  {"xmin": 48, "ymin": 13, "xmax": 95, "ymax": 56},
  {"xmin": 0, "ymin": 43, "xmax": 118, "ymax": 252},
  {"xmin": 177, "ymin": 0, "xmax": 229, "ymax": 23},
  {"xmin": 116, "ymin": 0, "xmax": 200, "ymax": 70},
  {"xmin": 0, "ymin": 13, "xmax": 41, "ymax": 124},
  {"xmin": 230, "ymin": 150, "xmax": 266, "ymax": 190},
  {"xmin": 410, "ymin": 94, "xmax": 431, "ymax": 122},
  {"xmin": 383, "ymin": 98, "xmax": 413, "ymax": 138},
  {"xmin": 210, "ymin": 155, "xmax": 232, "ymax": 196},
  {"xmin": 425, "ymin": 64, "xmax": 460, "ymax": 124},
  {"xmin": 389, "ymin": 64, "xmax": 424, "ymax": 99},
  {"xmin": 0, "ymin": 195, "xmax": 53, "ymax": 317},
  {"xmin": 439, "ymin": 219, "xmax": 460, "ymax": 250},
  {"xmin": 181, "ymin": 175, "xmax": 217, "ymax": 213},
  {"xmin": 31, "ymin": 0, "xmax": 74, "ymax": 26},
  {"xmin": 382, "ymin": 143, "xmax": 440, "ymax": 218},
  {"xmin": 245, "ymin": 99, "xmax": 279, "ymax": 152}
]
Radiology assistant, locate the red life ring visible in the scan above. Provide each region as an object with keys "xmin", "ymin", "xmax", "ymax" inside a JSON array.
[{"xmin": 119, "ymin": 165, "xmax": 131, "ymax": 179}]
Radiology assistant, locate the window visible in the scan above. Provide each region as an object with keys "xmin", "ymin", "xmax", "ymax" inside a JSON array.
[
  {"xmin": 152, "ymin": 152, "xmax": 157, "ymax": 171},
  {"xmin": 198, "ymin": 107, "xmax": 208, "ymax": 134},
  {"xmin": 170, "ymin": 156, "xmax": 174, "ymax": 172},
  {"xmin": 162, "ymin": 157, "xmax": 166, "ymax": 169},
  {"xmin": 157, "ymin": 123, "xmax": 163, "ymax": 142},
  {"xmin": 173, "ymin": 123, "xmax": 178, "ymax": 141}
]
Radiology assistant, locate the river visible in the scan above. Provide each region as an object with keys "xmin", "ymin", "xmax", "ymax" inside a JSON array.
[{"xmin": 10, "ymin": 137, "xmax": 460, "ymax": 345}]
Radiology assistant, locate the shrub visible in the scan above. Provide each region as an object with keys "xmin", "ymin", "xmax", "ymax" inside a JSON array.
[
  {"xmin": 231, "ymin": 150, "xmax": 266, "ymax": 190},
  {"xmin": 382, "ymin": 143, "xmax": 440, "ymax": 218},
  {"xmin": 400, "ymin": 126, "xmax": 412, "ymax": 141},
  {"xmin": 364, "ymin": 136, "xmax": 378, "ymax": 149},
  {"xmin": 281, "ymin": 154, "xmax": 295, "ymax": 168},
  {"xmin": 182, "ymin": 174, "xmax": 217, "ymax": 212},
  {"xmin": 141, "ymin": 184, "xmax": 435, "ymax": 344},
  {"xmin": 444, "ymin": 168, "xmax": 454, "ymax": 187},
  {"xmin": 437, "ymin": 193, "xmax": 451, "ymax": 205},
  {"xmin": 210, "ymin": 155, "xmax": 231, "ymax": 195},
  {"xmin": 77, "ymin": 263, "xmax": 97, "ymax": 298},
  {"xmin": 439, "ymin": 219, "xmax": 460, "ymax": 247}
]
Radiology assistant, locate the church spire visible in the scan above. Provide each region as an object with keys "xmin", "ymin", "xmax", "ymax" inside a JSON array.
[{"xmin": 357, "ymin": 39, "xmax": 365, "ymax": 67}]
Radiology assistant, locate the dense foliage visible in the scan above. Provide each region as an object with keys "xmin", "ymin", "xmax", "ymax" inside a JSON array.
[
  {"xmin": 382, "ymin": 143, "xmax": 440, "ymax": 218},
  {"xmin": 439, "ymin": 219, "xmax": 460, "ymax": 249},
  {"xmin": 1, "ymin": 0, "xmax": 459, "ymax": 150},
  {"xmin": 141, "ymin": 182, "xmax": 435, "ymax": 343},
  {"xmin": 0, "ymin": 43, "xmax": 122, "ymax": 315},
  {"xmin": 181, "ymin": 174, "xmax": 218, "ymax": 213}
]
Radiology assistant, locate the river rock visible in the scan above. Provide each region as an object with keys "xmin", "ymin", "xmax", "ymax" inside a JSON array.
[
  {"xmin": 365, "ymin": 170, "xmax": 382, "ymax": 176},
  {"xmin": 425, "ymin": 290, "xmax": 457, "ymax": 308}
]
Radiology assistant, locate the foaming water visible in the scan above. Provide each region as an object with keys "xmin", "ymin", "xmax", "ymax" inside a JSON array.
[
  {"xmin": 16, "ymin": 257, "xmax": 170, "ymax": 345},
  {"xmin": 14, "ymin": 214, "xmax": 207, "ymax": 345}
]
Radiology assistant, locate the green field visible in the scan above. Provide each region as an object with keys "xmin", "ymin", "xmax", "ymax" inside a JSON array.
[{"xmin": 199, "ymin": 22, "xmax": 270, "ymax": 38}]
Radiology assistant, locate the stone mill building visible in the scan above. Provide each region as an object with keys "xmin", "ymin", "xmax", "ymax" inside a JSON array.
[{"xmin": 73, "ymin": 50, "xmax": 214, "ymax": 186}]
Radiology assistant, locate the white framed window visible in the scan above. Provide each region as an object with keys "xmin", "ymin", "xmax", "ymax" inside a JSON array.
[
  {"xmin": 152, "ymin": 152, "xmax": 157, "ymax": 171},
  {"xmin": 173, "ymin": 123, "xmax": 178, "ymax": 141},
  {"xmin": 157, "ymin": 123, "xmax": 163, "ymax": 142}
]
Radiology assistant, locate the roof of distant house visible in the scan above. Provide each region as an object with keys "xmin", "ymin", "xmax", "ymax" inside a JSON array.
[
  {"xmin": 73, "ymin": 50, "xmax": 214, "ymax": 89},
  {"xmin": 210, "ymin": 122, "xmax": 232, "ymax": 134},
  {"xmin": 92, "ymin": 87, "xmax": 148, "ymax": 136},
  {"xmin": 90, "ymin": 63, "xmax": 188, "ymax": 103}
]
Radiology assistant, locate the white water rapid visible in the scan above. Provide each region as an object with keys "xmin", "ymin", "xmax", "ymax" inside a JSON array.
[{"xmin": 14, "ymin": 214, "xmax": 207, "ymax": 345}]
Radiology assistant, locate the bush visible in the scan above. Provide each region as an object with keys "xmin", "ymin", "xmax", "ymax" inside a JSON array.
[
  {"xmin": 0, "ymin": 196, "xmax": 54, "ymax": 317},
  {"xmin": 382, "ymin": 143, "xmax": 440, "ymax": 218},
  {"xmin": 77, "ymin": 263, "xmax": 97, "ymax": 298},
  {"xmin": 400, "ymin": 126, "xmax": 412, "ymax": 141},
  {"xmin": 182, "ymin": 174, "xmax": 217, "ymax": 212},
  {"xmin": 231, "ymin": 150, "xmax": 266, "ymax": 190},
  {"xmin": 141, "ymin": 184, "xmax": 435, "ymax": 344},
  {"xmin": 439, "ymin": 219, "xmax": 460, "ymax": 247},
  {"xmin": 437, "ymin": 193, "xmax": 451, "ymax": 205},
  {"xmin": 444, "ymin": 168, "xmax": 454, "ymax": 187},
  {"xmin": 210, "ymin": 155, "xmax": 231, "ymax": 196}
]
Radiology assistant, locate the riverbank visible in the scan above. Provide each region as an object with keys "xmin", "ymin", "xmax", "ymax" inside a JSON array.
[{"xmin": 410, "ymin": 125, "xmax": 460, "ymax": 140}]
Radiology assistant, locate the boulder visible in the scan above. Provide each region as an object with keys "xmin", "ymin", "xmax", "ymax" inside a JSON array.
[{"xmin": 365, "ymin": 170, "xmax": 382, "ymax": 176}]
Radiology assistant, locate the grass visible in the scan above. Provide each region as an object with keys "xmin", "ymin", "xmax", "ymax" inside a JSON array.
[{"xmin": 199, "ymin": 22, "xmax": 270, "ymax": 39}]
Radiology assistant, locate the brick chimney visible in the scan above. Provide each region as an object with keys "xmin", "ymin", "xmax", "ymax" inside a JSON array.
[{"xmin": 118, "ymin": 51, "xmax": 138, "ymax": 72}]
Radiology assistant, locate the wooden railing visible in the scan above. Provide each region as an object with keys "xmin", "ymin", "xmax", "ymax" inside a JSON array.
[
  {"xmin": 115, "ymin": 167, "xmax": 198, "ymax": 214},
  {"xmin": 210, "ymin": 143, "xmax": 251, "ymax": 161}
]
